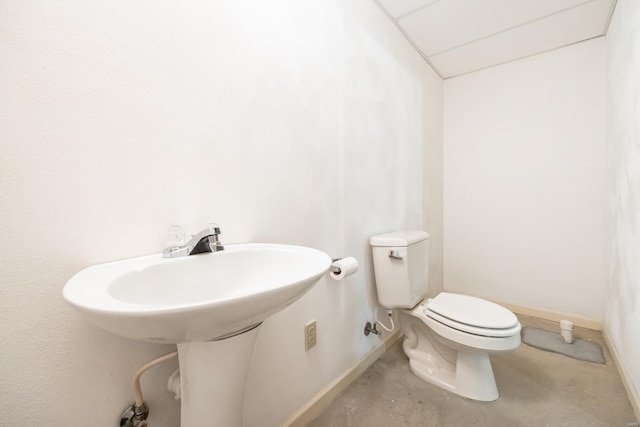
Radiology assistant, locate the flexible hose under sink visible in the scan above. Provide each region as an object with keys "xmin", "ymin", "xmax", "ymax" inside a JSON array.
[
  {"xmin": 133, "ymin": 350, "xmax": 178, "ymax": 407},
  {"xmin": 121, "ymin": 350, "xmax": 178, "ymax": 427}
]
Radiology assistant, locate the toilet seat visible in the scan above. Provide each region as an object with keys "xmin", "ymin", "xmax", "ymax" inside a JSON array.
[
  {"xmin": 425, "ymin": 310, "xmax": 521, "ymax": 338},
  {"xmin": 424, "ymin": 292, "xmax": 520, "ymax": 338},
  {"xmin": 407, "ymin": 303, "xmax": 522, "ymax": 353}
]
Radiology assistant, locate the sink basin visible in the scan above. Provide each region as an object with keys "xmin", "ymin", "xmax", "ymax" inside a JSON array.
[{"xmin": 63, "ymin": 243, "xmax": 331, "ymax": 343}]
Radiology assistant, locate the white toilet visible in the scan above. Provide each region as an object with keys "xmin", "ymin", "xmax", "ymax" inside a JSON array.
[{"xmin": 370, "ymin": 230, "xmax": 521, "ymax": 401}]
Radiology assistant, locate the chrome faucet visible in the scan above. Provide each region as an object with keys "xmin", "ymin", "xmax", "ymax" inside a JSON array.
[{"xmin": 162, "ymin": 224, "xmax": 224, "ymax": 258}]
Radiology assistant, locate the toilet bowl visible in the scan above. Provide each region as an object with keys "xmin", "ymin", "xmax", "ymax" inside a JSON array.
[
  {"xmin": 370, "ymin": 231, "xmax": 521, "ymax": 401},
  {"xmin": 400, "ymin": 293, "xmax": 520, "ymax": 401}
]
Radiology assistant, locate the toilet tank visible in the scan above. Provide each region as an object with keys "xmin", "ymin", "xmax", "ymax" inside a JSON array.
[{"xmin": 370, "ymin": 230, "xmax": 429, "ymax": 309}]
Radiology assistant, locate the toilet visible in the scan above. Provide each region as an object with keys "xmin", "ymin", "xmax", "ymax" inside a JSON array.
[{"xmin": 370, "ymin": 230, "xmax": 521, "ymax": 401}]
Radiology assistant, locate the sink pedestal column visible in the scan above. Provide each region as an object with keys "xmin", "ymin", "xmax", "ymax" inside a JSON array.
[{"xmin": 177, "ymin": 326, "xmax": 260, "ymax": 427}]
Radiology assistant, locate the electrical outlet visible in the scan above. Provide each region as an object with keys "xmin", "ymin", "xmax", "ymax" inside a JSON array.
[{"xmin": 305, "ymin": 321, "xmax": 317, "ymax": 351}]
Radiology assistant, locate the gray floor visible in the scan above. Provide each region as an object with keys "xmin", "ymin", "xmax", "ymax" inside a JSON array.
[{"xmin": 307, "ymin": 315, "xmax": 638, "ymax": 427}]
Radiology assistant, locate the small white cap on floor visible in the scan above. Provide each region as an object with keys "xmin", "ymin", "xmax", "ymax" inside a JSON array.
[{"xmin": 560, "ymin": 320, "xmax": 574, "ymax": 344}]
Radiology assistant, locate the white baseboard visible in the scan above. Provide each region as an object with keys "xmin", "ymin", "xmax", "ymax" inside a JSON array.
[
  {"xmin": 283, "ymin": 329, "xmax": 403, "ymax": 427},
  {"xmin": 603, "ymin": 328, "xmax": 640, "ymax": 422},
  {"xmin": 494, "ymin": 300, "xmax": 603, "ymax": 331}
]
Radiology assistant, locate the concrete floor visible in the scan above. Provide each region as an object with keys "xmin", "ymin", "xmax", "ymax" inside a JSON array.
[{"xmin": 307, "ymin": 315, "xmax": 638, "ymax": 427}]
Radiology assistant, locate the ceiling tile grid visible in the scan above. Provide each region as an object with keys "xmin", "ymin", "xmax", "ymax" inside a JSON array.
[{"xmin": 375, "ymin": 0, "xmax": 617, "ymax": 78}]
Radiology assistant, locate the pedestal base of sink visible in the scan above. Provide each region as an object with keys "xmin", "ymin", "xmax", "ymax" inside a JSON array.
[{"xmin": 177, "ymin": 325, "xmax": 261, "ymax": 427}]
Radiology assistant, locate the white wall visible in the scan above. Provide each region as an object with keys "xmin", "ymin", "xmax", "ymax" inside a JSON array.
[
  {"xmin": 0, "ymin": 1, "xmax": 443, "ymax": 425},
  {"xmin": 423, "ymin": 66, "xmax": 444, "ymax": 297},
  {"xmin": 443, "ymin": 39, "xmax": 606, "ymax": 321},
  {"xmin": 604, "ymin": 0, "xmax": 640, "ymax": 409}
]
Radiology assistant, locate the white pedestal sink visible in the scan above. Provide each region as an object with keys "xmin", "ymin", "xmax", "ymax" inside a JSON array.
[{"xmin": 63, "ymin": 243, "xmax": 331, "ymax": 426}]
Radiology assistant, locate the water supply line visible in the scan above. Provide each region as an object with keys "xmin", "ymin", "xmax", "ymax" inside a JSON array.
[
  {"xmin": 134, "ymin": 350, "xmax": 178, "ymax": 406},
  {"xmin": 120, "ymin": 350, "xmax": 178, "ymax": 427},
  {"xmin": 364, "ymin": 311, "xmax": 395, "ymax": 336},
  {"xmin": 375, "ymin": 311, "xmax": 395, "ymax": 332}
]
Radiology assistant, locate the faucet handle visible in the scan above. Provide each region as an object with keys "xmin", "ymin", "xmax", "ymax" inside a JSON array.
[{"xmin": 165, "ymin": 225, "xmax": 186, "ymax": 249}]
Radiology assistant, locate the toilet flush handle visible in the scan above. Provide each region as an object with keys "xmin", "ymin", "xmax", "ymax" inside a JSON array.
[{"xmin": 389, "ymin": 249, "xmax": 404, "ymax": 259}]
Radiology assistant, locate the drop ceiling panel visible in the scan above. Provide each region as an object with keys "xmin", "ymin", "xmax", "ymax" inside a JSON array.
[
  {"xmin": 398, "ymin": 0, "xmax": 590, "ymax": 56},
  {"xmin": 376, "ymin": 0, "xmax": 440, "ymax": 19},
  {"xmin": 375, "ymin": 0, "xmax": 616, "ymax": 78},
  {"xmin": 429, "ymin": 0, "xmax": 613, "ymax": 77}
]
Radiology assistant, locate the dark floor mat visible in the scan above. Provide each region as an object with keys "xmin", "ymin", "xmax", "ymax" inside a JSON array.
[{"xmin": 521, "ymin": 326, "xmax": 605, "ymax": 364}]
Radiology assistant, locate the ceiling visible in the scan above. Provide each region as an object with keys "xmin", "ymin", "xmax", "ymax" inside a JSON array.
[{"xmin": 375, "ymin": 0, "xmax": 617, "ymax": 78}]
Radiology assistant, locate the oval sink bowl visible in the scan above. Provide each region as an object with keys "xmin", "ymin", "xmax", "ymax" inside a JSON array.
[{"xmin": 63, "ymin": 244, "xmax": 331, "ymax": 343}]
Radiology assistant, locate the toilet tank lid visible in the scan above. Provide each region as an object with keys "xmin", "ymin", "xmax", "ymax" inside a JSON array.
[{"xmin": 370, "ymin": 230, "xmax": 429, "ymax": 247}]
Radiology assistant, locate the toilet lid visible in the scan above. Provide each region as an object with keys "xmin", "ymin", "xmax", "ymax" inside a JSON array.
[
  {"xmin": 426, "ymin": 292, "xmax": 518, "ymax": 330},
  {"xmin": 424, "ymin": 309, "xmax": 521, "ymax": 337}
]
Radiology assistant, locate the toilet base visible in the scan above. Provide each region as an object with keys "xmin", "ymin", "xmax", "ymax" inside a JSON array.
[
  {"xmin": 406, "ymin": 345, "xmax": 499, "ymax": 401},
  {"xmin": 400, "ymin": 310, "xmax": 502, "ymax": 402}
]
